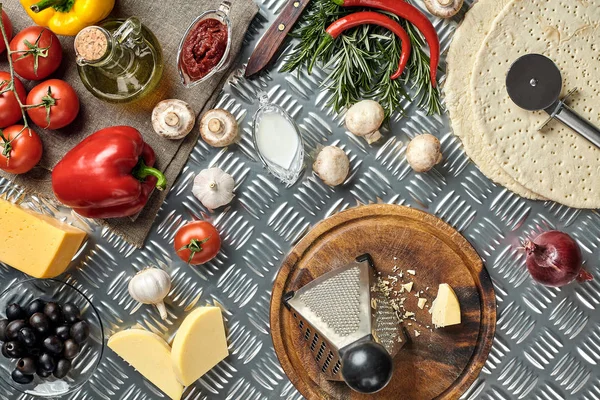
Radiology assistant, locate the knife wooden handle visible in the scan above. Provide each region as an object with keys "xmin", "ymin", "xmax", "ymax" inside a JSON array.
[{"xmin": 245, "ymin": 0, "xmax": 311, "ymax": 77}]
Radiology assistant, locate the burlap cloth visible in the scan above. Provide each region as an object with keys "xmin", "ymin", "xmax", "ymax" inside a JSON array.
[{"xmin": 0, "ymin": 0, "xmax": 259, "ymax": 247}]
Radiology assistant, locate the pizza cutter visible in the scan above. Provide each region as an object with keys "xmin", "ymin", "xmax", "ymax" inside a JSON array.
[{"xmin": 506, "ymin": 53, "xmax": 600, "ymax": 149}]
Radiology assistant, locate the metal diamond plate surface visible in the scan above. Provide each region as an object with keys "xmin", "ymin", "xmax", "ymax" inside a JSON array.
[{"xmin": 1, "ymin": 1, "xmax": 599, "ymax": 399}]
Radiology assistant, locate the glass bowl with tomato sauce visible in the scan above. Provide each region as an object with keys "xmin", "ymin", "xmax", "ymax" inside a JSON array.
[{"xmin": 177, "ymin": 1, "xmax": 233, "ymax": 88}]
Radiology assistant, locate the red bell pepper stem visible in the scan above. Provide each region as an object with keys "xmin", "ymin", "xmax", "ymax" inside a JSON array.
[
  {"xmin": 133, "ymin": 159, "xmax": 167, "ymax": 191},
  {"xmin": 332, "ymin": 0, "xmax": 440, "ymax": 87},
  {"xmin": 312, "ymin": 12, "xmax": 411, "ymax": 80}
]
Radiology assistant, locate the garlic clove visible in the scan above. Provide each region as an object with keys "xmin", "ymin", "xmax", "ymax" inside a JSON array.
[
  {"xmin": 128, "ymin": 267, "xmax": 172, "ymax": 320},
  {"xmin": 192, "ymin": 168, "xmax": 235, "ymax": 210}
]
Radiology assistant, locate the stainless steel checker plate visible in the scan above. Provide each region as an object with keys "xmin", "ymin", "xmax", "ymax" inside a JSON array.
[{"xmin": 1, "ymin": 1, "xmax": 599, "ymax": 399}]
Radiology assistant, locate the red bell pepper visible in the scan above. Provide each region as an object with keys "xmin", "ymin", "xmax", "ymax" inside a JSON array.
[{"xmin": 52, "ymin": 126, "xmax": 167, "ymax": 219}]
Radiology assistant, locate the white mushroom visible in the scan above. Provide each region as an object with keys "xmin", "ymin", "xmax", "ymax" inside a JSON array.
[
  {"xmin": 406, "ymin": 133, "xmax": 443, "ymax": 173},
  {"xmin": 345, "ymin": 100, "xmax": 385, "ymax": 144},
  {"xmin": 199, "ymin": 109, "xmax": 239, "ymax": 147},
  {"xmin": 152, "ymin": 99, "xmax": 195, "ymax": 140},
  {"xmin": 192, "ymin": 167, "xmax": 235, "ymax": 210},
  {"xmin": 423, "ymin": 0, "xmax": 463, "ymax": 19},
  {"xmin": 313, "ymin": 146, "xmax": 350, "ymax": 186}
]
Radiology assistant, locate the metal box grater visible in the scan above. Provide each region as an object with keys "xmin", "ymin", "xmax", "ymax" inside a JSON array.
[{"xmin": 283, "ymin": 254, "xmax": 404, "ymax": 394}]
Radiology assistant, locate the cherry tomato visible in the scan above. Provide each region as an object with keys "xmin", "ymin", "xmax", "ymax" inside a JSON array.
[
  {"xmin": 27, "ymin": 79, "xmax": 80, "ymax": 130},
  {"xmin": 0, "ymin": 10, "xmax": 13, "ymax": 54},
  {"xmin": 0, "ymin": 125, "xmax": 43, "ymax": 174},
  {"xmin": 10, "ymin": 27, "xmax": 63, "ymax": 81},
  {"xmin": 0, "ymin": 72, "xmax": 26, "ymax": 128},
  {"xmin": 174, "ymin": 221, "xmax": 221, "ymax": 265}
]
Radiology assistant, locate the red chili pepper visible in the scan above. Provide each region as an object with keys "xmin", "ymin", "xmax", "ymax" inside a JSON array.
[
  {"xmin": 52, "ymin": 126, "xmax": 167, "ymax": 219},
  {"xmin": 333, "ymin": 0, "xmax": 440, "ymax": 87},
  {"xmin": 313, "ymin": 11, "xmax": 411, "ymax": 80}
]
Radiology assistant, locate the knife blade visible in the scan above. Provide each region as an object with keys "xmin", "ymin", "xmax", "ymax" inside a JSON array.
[{"xmin": 245, "ymin": 0, "xmax": 311, "ymax": 78}]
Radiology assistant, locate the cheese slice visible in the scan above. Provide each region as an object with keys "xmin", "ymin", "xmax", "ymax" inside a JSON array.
[
  {"xmin": 171, "ymin": 307, "xmax": 228, "ymax": 386},
  {"xmin": 0, "ymin": 199, "xmax": 86, "ymax": 278},
  {"xmin": 108, "ymin": 329, "xmax": 184, "ymax": 400},
  {"xmin": 430, "ymin": 283, "xmax": 461, "ymax": 328}
]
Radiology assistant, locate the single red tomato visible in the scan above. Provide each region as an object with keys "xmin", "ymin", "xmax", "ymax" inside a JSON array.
[
  {"xmin": 27, "ymin": 79, "xmax": 80, "ymax": 129},
  {"xmin": 0, "ymin": 10, "xmax": 13, "ymax": 54},
  {"xmin": 10, "ymin": 27, "xmax": 63, "ymax": 81},
  {"xmin": 0, "ymin": 125, "xmax": 43, "ymax": 174},
  {"xmin": 0, "ymin": 72, "xmax": 26, "ymax": 128},
  {"xmin": 174, "ymin": 221, "xmax": 221, "ymax": 265}
]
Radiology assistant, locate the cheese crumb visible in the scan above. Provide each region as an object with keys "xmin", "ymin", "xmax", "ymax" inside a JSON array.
[
  {"xmin": 402, "ymin": 282, "xmax": 413, "ymax": 292},
  {"xmin": 414, "ymin": 330, "xmax": 421, "ymax": 337},
  {"xmin": 407, "ymin": 270, "xmax": 416, "ymax": 275},
  {"xmin": 418, "ymin": 298, "xmax": 427, "ymax": 309}
]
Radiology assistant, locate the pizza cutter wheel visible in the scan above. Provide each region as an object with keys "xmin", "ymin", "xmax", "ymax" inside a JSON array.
[{"xmin": 506, "ymin": 53, "xmax": 600, "ymax": 149}]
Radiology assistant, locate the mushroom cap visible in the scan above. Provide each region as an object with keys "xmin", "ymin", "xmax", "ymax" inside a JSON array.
[
  {"xmin": 200, "ymin": 109, "xmax": 239, "ymax": 147},
  {"xmin": 423, "ymin": 0, "xmax": 463, "ymax": 19},
  {"xmin": 345, "ymin": 100, "xmax": 385, "ymax": 137},
  {"xmin": 406, "ymin": 133, "xmax": 443, "ymax": 173},
  {"xmin": 313, "ymin": 146, "xmax": 350, "ymax": 187},
  {"xmin": 152, "ymin": 99, "xmax": 196, "ymax": 140}
]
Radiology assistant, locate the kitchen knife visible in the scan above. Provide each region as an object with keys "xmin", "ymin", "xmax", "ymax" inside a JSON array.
[{"xmin": 245, "ymin": 0, "xmax": 311, "ymax": 78}]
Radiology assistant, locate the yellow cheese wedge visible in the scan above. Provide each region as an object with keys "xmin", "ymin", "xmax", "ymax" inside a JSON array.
[
  {"xmin": 430, "ymin": 283, "xmax": 461, "ymax": 328},
  {"xmin": 171, "ymin": 307, "xmax": 229, "ymax": 386},
  {"xmin": 108, "ymin": 329, "xmax": 184, "ymax": 400},
  {"xmin": 0, "ymin": 199, "xmax": 86, "ymax": 278}
]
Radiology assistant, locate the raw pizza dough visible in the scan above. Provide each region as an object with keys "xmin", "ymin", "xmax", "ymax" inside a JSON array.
[
  {"xmin": 471, "ymin": 0, "xmax": 600, "ymax": 208},
  {"xmin": 445, "ymin": 0, "xmax": 544, "ymax": 200}
]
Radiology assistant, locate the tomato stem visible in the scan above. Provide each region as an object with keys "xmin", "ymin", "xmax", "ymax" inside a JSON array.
[
  {"xmin": 0, "ymin": 4, "xmax": 30, "ymax": 130},
  {"xmin": 177, "ymin": 236, "xmax": 212, "ymax": 264}
]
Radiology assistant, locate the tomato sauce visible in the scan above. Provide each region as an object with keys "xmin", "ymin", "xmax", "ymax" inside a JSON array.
[{"xmin": 180, "ymin": 18, "xmax": 228, "ymax": 80}]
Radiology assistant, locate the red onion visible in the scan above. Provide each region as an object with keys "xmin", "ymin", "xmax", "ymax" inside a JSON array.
[{"xmin": 524, "ymin": 230, "xmax": 593, "ymax": 287}]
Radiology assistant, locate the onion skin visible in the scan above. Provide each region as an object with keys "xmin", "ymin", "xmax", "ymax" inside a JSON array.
[{"xmin": 524, "ymin": 231, "xmax": 592, "ymax": 287}]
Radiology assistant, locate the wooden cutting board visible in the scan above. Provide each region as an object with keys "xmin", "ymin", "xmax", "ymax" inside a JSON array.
[{"xmin": 270, "ymin": 204, "xmax": 496, "ymax": 400}]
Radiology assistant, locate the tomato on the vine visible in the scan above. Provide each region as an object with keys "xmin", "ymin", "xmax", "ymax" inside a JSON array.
[
  {"xmin": 0, "ymin": 125, "xmax": 43, "ymax": 175},
  {"xmin": 10, "ymin": 27, "xmax": 63, "ymax": 81},
  {"xmin": 0, "ymin": 72, "xmax": 26, "ymax": 129},
  {"xmin": 27, "ymin": 79, "xmax": 80, "ymax": 130},
  {"xmin": 174, "ymin": 221, "xmax": 221, "ymax": 265},
  {"xmin": 0, "ymin": 11, "xmax": 12, "ymax": 54}
]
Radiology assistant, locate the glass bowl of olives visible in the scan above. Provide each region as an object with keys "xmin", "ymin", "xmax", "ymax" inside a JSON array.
[{"xmin": 0, "ymin": 279, "xmax": 104, "ymax": 397}]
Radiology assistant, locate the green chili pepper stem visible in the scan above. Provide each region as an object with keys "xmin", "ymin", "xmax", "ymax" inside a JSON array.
[
  {"xmin": 331, "ymin": 0, "xmax": 344, "ymax": 5},
  {"xmin": 308, "ymin": 35, "xmax": 333, "ymax": 74},
  {"xmin": 30, "ymin": 0, "xmax": 69, "ymax": 13},
  {"xmin": 132, "ymin": 159, "xmax": 168, "ymax": 191}
]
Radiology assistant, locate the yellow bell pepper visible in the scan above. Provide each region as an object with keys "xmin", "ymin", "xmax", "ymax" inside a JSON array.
[{"xmin": 20, "ymin": 0, "xmax": 115, "ymax": 36}]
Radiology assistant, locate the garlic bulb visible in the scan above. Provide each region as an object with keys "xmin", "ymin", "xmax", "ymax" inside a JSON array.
[
  {"xmin": 128, "ymin": 268, "xmax": 171, "ymax": 320},
  {"xmin": 192, "ymin": 168, "xmax": 235, "ymax": 210}
]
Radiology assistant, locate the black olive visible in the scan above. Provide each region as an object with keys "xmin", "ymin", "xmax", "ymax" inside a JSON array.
[
  {"xmin": 6, "ymin": 304, "xmax": 25, "ymax": 321},
  {"xmin": 53, "ymin": 358, "xmax": 71, "ymax": 379},
  {"xmin": 11, "ymin": 369, "xmax": 33, "ymax": 384},
  {"xmin": 36, "ymin": 366, "xmax": 52, "ymax": 378},
  {"xmin": 26, "ymin": 299, "xmax": 45, "ymax": 317},
  {"xmin": 43, "ymin": 302, "xmax": 63, "ymax": 325},
  {"xmin": 29, "ymin": 313, "xmax": 50, "ymax": 335},
  {"xmin": 70, "ymin": 321, "xmax": 89, "ymax": 343},
  {"xmin": 62, "ymin": 339, "xmax": 80, "ymax": 359},
  {"xmin": 26, "ymin": 346, "xmax": 41, "ymax": 357},
  {"xmin": 17, "ymin": 327, "xmax": 37, "ymax": 347},
  {"xmin": 61, "ymin": 303, "xmax": 80, "ymax": 324},
  {"xmin": 42, "ymin": 336, "xmax": 64, "ymax": 355},
  {"xmin": 38, "ymin": 352, "xmax": 55, "ymax": 372},
  {"xmin": 3, "ymin": 341, "xmax": 25, "ymax": 358},
  {"xmin": 0, "ymin": 319, "xmax": 9, "ymax": 342},
  {"xmin": 5, "ymin": 320, "xmax": 26, "ymax": 341},
  {"xmin": 16, "ymin": 357, "xmax": 36, "ymax": 375},
  {"xmin": 55, "ymin": 325, "xmax": 70, "ymax": 341}
]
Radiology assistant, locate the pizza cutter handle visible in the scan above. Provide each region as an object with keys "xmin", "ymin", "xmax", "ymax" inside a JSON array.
[{"xmin": 554, "ymin": 105, "xmax": 600, "ymax": 149}]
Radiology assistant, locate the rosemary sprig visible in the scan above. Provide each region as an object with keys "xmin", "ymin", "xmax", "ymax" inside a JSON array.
[{"xmin": 282, "ymin": 0, "xmax": 442, "ymax": 120}]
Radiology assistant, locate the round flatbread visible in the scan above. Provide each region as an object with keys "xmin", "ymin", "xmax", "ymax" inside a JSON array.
[
  {"xmin": 445, "ymin": 0, "xmax": 544, "ymax": 200},
  {"xmin": 471, "ymin": 0, "xmax": 600, "ymax": 208}
]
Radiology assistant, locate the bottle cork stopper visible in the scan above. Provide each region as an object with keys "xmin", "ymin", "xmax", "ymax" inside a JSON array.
[{"xmin": 75, "ymin": 27, "xmax": 109, "ymax": 62}]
